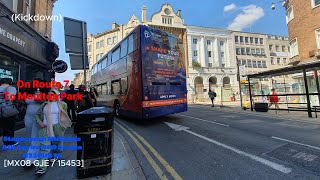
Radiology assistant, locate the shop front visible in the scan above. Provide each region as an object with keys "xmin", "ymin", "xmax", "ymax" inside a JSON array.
[{"xmin": 0, "ymin": 3, "xmax": 59, "ymax": 128}]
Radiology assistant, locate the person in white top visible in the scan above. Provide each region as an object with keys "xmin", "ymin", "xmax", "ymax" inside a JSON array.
[{"xmin": 34, "ymin": 89, "xmax": 72, "ymax": 175}]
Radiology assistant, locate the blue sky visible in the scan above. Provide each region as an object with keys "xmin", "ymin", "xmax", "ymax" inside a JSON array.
[{"xmin": 52, "ymin": 0, "xmax": 288, "ymax": 84}]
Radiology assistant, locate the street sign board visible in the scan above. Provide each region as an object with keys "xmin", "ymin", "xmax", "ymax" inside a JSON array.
[
  {"xmin": 64, "ymin": 17, "xmax": 88, "ymax": 70},
  {"xmin": 69, "ymin": 54, "xmax": 89, "ymax": 70},
  {"xmin": 52, "ymin": 60, "xmax": 68, "ymax": 73},
  {"xmin": 64, "ymin": 17, "xmax": 87, "ymax": 53}
]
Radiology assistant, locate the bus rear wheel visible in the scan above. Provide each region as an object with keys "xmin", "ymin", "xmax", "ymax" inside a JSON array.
[{"xmin": 114, "ymin": 102, "xmax": 120, "ymax": 117}]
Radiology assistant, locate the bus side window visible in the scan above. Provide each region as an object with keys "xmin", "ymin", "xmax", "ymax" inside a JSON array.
[
  {"xmin": 107, "ymin": 53, "xmax": 111, "ymax": 66},
  {"xmin": 121, "ymin": 39, "xmax": 128, "ymax": 58},
  {"xmin": 102, "ymin": 83, "xmax": 107, "ymax": 95},
  {"xmin": 111, "ymin": 80, "xmax": 120, "ymax": 95},
  {"xmin": 121, "ymin": 77, "xmax": 128, "ymax": 95},
  {"xmin": 112, "ymin": 46, "xmax": 120, "ymax": 63},
  {"xmin": 128, "ymin": 32, "xmax": 138, "ymax": 55}
]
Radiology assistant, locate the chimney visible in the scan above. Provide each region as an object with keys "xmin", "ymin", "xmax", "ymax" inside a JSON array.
[
  {"xmin": 142, "ymin": 5, "xmax": 147, "ymax": 23},
  {"xmin": 176, "ymin": 10, "xmax": 181, "ymax": 17},
  {"xmin": 112, "ymin": 22, "xmax": 119, "ymax": 29}
]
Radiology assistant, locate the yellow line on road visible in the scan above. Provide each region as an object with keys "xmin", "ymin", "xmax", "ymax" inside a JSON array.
[
  {"xmin": 115, "ymin": 122, "xmax": 168, "ymax": 180},
  {"xmin": 132, "ymin": 131, "xmax": 183, "ymax": 180}
]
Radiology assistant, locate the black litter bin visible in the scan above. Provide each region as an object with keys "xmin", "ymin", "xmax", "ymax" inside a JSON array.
[{"xmin": 76, "ymin": 107, "xmax": 114, "ymax": 178}]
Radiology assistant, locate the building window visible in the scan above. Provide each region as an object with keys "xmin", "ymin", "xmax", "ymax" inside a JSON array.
[
  {"xmin": 207, "ymin": 40, "xmax": 211, "ymax": 45},
  {"xmin": 256, "ymin": 48, "xmax": 261, "ymax": 55},
  {"xmin": 283, "ymin": 58, "xmax": 287, "ymax": 64},
  {"xmin": 316, "ymin": 29, "xmax": 320, "ymax": 49},
  {"xmin": 289, "ymin": 38, "xmax": 299, "ymax": 57},
  {"xmin": 113, "ymin": 36, "xmax": 118, "ymax": 44},
  {"xmin": 240, "ymin": 36, "xmax": 244, "ymax": 44},
  {"xmin": 221, "ymin": 52, "xmax": 225, "ymax": 59},
  {"xmin": 193, "ymin": 50, "xmax": 198, "ymax": 57},
  {"xmin": 286, "ymin": 6, "xmax": 294, "ymax": 23},
  {"xmin": 236, "ymin": 48, "xmax": 241, "ymax": 55},
  {"xmin": 261, "ymin": 49, "xmax": 265, "ymax": 56},
  {"xmin": 312, "ymin": 0, "xmax": 320, "ymax": 8},
  {"xmin": 241, "ymin": 48, "xmax": 246, "ymax": 55},
  {"xmin": 282, "ymin": 46, "xmax": 286, "ymax": 52},
  {"xmin": 262, "ymin": 61, "xmax": 267, "ymax": 68},
  {"xmin": 275, "ymin": 45, "xmax": 279, "ymax": 52},
  {"xmin": 208, "ymin": 63, "xmax": 213, "ymax": 67},
  {"xmin": 88, "ymin": 45, "xmax": 92, "ymax": 52},
  {"xmin": 107, "ymin": 38, "xmax": 112, "ymax": 45},
  {"xmin": 235, "ymin": 36, "xmax": 239, "ymax": 44},
  {"xmin": 259, "ymin": 38, "xmax": 263, "ymax": 45},
  {"xmin": 208, "ymin": 51, "xmax": 212, "ymax": 57},
  {"xmin": 250, "ymin": 37, "xmax": 254, "ymax": 44},
  {"xmin": 241, "ymin": 60, "xmax": 247, "ymax": 67},
  {"xmin": 96, "ymin": 54, "xmax": 99, "ymax": 62},
  {"xmin": 220, "ymin": 41, "xmax": 224, "ymax": 46},
  {"xmin": 271, "ymin": 57, "xmax": 275, "ymax": 65},
  {"xmin": 246, "ymin": 48, "xmax": 251, "ymax": 55},
  {"xmin": 100, "ymin": 40, "xmax": 104, "ymax": 47},
  {"xmin": 257, "ymin": 61, "xmax": 262, "ymax": 68},
  {"xmin": 252, "ymin": 60, "xmax": 257, "ymax": 68},
  {"xmin": 277, "ymin": 58, "xmax": 281, "ymax": 64},
  {"xmin": 193, "ymin": 38, "xmax": 198, "ymax": 44},
  {"xmin": 245, "ymin": 37, "xmax": 249, "ymax": 44},
  {"xmin": 247, "ymin": 60, "xmax": 252, "ymax": 68},
  {"xmin": 255, "ymin": 38, "xmax": 259, "ymax": 45},
  {"xmin": 269, "ymin": 45, "xmax": 273, "ymax": 51},
  {"xmin": 251, "ymin": 48, "xmax": 256, "ymax": 55},
  {"xmin": 96, "ymin": 42, "xmax": 100, "ymax": 49}
]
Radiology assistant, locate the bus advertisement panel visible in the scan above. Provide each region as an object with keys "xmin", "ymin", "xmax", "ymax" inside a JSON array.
[{"xmin": 140, "ymin": 26, "xmax": 187, "ymax": 118}]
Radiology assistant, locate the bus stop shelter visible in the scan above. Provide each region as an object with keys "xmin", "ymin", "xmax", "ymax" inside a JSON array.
[{"xmin": 247, "ymin": 60, "xmax": 320, "ymax": 118}]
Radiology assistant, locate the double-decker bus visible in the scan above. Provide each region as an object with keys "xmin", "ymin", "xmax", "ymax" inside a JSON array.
[{"xmin": 90, "ymin": 25, "xmax": 187, "ymax": 119}]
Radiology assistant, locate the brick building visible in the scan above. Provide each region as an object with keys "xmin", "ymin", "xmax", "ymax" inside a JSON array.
[{"xmin": 285, "ymin": 0, "xmax": 320, "ymax": 63}]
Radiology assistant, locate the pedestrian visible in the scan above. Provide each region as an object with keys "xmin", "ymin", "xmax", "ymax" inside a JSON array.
[
  {"xmin": 89, "ymin": 87, "xmax": 99, "ymax": 107},
  {"xmin": 77, "ymin": 85, "xmax": 93, "ymax": 112},
  {"xmin": 23, "ymin": 82, "xmax": 44, "ymax": 166},
  {"xmin": 65, "ymin": 84, "xmax": 78, "ymax": 123},
  {"xmin": 0, "ymin": 78, "xmax": 19, "ymax": 146},
  {"xmin": 208, "ymin": 89, "xmax": 216, "ymax": 107},
  {"xmin": 268, "ymin": 88, "xmax": 280, "ymax": 109},
  {"xmin": 34, "ymin": 89, "xmax": 72, "ymax": 175}
]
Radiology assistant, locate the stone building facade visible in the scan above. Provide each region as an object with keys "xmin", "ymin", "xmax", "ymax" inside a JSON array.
[{"xmin": 187, "ymin": 26, "xmax": 236, "ymax": 102}]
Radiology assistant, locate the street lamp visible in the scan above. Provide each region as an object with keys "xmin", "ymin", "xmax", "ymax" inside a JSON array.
[{"xmin": 271, "ymin": 0, "xmax": 288, "ymax": 10}]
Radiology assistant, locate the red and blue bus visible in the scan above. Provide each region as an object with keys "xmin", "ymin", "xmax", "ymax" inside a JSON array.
[{"xmin": 91, "ymin": 25, "xmax": 187, "ymax": 119}]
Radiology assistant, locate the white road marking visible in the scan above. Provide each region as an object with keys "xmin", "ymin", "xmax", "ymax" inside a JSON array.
[
  {"xmin": 165, "ymin": 122, "xmax": 292, "ymax": 174},
  {"xmin": 271, "ymin": 136, "xmax": 320, "ymax": 151},
  {"xmin": 177, "ymin": 114, "xmax": 230, "ymax": 127}
]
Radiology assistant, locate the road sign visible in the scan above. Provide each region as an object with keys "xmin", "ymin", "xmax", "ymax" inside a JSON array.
[{"xmin": 63, "ymin": 17, "xmax": 88, "ymax": 70}]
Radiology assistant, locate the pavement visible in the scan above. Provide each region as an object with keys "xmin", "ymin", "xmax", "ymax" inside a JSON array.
[{"xmin": 0, "ymin": 126, "xmax": 145, "ymax": 180}]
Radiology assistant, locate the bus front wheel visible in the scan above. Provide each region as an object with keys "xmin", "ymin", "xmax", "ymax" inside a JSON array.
[{"xmin": 114, "ymin": 102, "xmax": 120, "ymax": 117}]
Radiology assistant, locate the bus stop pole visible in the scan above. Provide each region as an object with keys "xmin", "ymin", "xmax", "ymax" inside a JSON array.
[
  {"xmin": 82, "ymin": 21, "xmax": 87, "ymax": 87},
  {"xmin": 236, "ymin": 57, "xmax": 243, "ymax": 108},
  {"xmin": 248, "ymin": 77, "xmax": 253, "ymax": 111},
  {"xmin": 314, "ymin": 70, "xmax": 320, "ymax": 106},
  {"xmin": 303, "ymin": 69, "xmax": 312, "ymax": 118}
]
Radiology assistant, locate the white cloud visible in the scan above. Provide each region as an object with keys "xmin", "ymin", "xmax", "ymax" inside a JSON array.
[
  {"xmin": 224, "ymin": 4, "xmax": 237, "ymax": 12},
  {"xmin": 227, "ymin": 5, "xmax": 265, "ymax": 31}
]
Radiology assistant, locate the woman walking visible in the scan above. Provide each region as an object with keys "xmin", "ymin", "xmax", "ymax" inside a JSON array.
[
  {"xmin": 23, "ymin": 85, "xmax": 43, "ymax": 166},
  {"xmin": 34, "ymin": 89, "xmax": 72, "ymax": 175}
]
